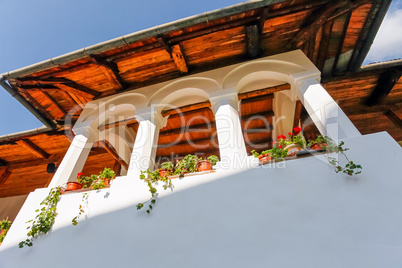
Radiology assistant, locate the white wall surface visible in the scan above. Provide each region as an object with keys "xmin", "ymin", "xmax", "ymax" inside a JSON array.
[{"xmin": 1, "ymin": 132, "xmax": 401, "ymax": 268}]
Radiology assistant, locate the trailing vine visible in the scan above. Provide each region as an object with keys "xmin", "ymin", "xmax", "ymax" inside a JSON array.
[
  {"xmin": 19, "ymin": 187, "xmax": 61, "ymax": 248},
  {"xmin": 72, "ymin": 193, "xmax": 89, "ymax": 226}
]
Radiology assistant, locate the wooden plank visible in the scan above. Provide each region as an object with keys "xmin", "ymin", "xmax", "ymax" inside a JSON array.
[
  {"xmin": 16, "ymin": 139, "xmax": 50, "ymax": 159},
  {"xmin": 332, "ymin": 11, "xmax": 352, "ymax": 76},
  {"xmin": 17, "ymin": 90, "xmax": 55, "ymax": 122},
  {"xmin": 241, "ymin": 110, "xmax": 274, "ymax": 121},
  {"xmin": 246, "ymin": 24, "xmax": 261, "ymax": 59},
  {"xmin": 90, "ymin": 55, "xmax": 126, "ymax": 91},
  {"xmin": 240, "ymin": 93, "xmax": 273, "ymax": 105},
  {"xmin": 57, "ymin": 83, "xmax": 99, "ymax": 100},
  {"xmin": 238, "ymin": 84, "xmax": 290, "ymax": 100},
  {"xmin": 365, "ymin": 70, "xmax": 402, "ymax": 106},
  {"xmin": 40, "ymin": 91, "xmax": 67, "ymax": 117},
  {"xmin": 293, "ymin": 100, "xmax": 303, "ymax": 130},
  {"xmin": 99, "ymin": 140, "xmax": 129, "ymax": 170},
  {"xmin": 385, "ymin": 109, "xmax": 402, "ymax": 128},
  {"xmin": 316, "ymin": 20, "xmax": 334, "ymax": 72},
  {"xmin": 171, "ymin": 44, "xmax": 188, "ymax": 73},
  {"xmin": 113, "ymin": 160, "xmax": 122, "ymax": 176},
  {"xmin": 0, "ymin": 166, "xmax": 11, "ymax": 185},
  {"xmin": 162, "ymin": 102, "xmax": 211, "ymax": 117},
  {"xmin": 157, "ymin": 36, "xmax": 172, "ymax": 55}
]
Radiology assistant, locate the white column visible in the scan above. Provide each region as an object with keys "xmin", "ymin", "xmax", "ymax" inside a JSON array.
[
  {"xmin": 210, "ymin": 91, "xmax": 248, "ymax": 169},
  {"xmin": 126, "ymin": 110, "xmax": 167, "ymax": 179},
  {"xmin": 296, "ymin": 77, "xmax": 361, "ymax": 141},
  {"xmin": 273, "ymin": 90, "xmax": 296, "ymax": 141},
  {"xmin": 48, "ymin": 127, "xmax": 96, "ymax": 188}
]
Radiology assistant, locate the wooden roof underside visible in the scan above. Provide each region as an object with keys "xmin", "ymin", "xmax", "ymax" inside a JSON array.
[
  {"xmin": 1, "ymin": 0, "xmax": 398, "ymax": 198},
  {"xmin": 5, "ymin": 0, "xmax": 388, "ymax": 131}
]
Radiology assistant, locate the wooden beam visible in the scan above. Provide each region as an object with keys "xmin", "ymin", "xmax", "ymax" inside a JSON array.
[
  {"xmin": 385, "ymin": 109, "xmax": 402, "ymax": 128},
  {"xmin": 287, "ymin": 1, "xmax": 358, "ymax": 49},
  {"xmin": 157, "ymin": 36, "xmax": 172, "ymax": 55},
  {"xmin": 158, "ymin": 136, "xmax": 217, "ymax": 149},
  {"xmin": 365, "ymin": 69, "xmax": 402, "ymax": 106},
  {"xmin": 316, "ymin": 20, "xmax": 334, "ymax": 72},
  {"xmin": 246, "ymin": 24, "xmax": 261, "ymax": 59},
  {"xmin": 293, "ymin": 100, "xmax": 303, "ymax": 130},
  {"xmin": 0, "ymin": 158, "xmax": 8, "ymax": 166},
  {"xmin": 162, "ymin": 102, "xmax": 211, "ymax": 117},
  {"xmin": 113, "ymin": 160, "xmax": 122, "ymax": 177},
  {"xmin": 258, "ymin": 7, "xmax": 270, "ymax": 33},
  {"xmin": 40, "ymin": 91, "xmax": 67, "ymax": 117},
  {"xmin": 240, "ymin": 93, "xmax": 273, "ymax": 105},
  {"xmin": 160, "ymin": 122, "xmax": 216, "ymax": 137},
  {"xmin": 331, "ymin": 11, "xmax": 352, "ymax": 76},
  {"xmin": 0, "ymin": 166, "xmax": 11, "ymax": 185},
  {"xmin": 171, "ymin": 44, "xmax": 188, "ymax": 73},
  {"xmin": 56, "ymin": 83, "xmax": 99, "ymax": 100},
  {"xmin": 17, "ymin": 90, "xmax": 56, "ymax": 123},
  {"xmin": 238, "ymin": 84, "xmax": 290, "ymax": 100},
  {"xmin": 90, "ymin": 55, "xmax": 126, "ymax": 91},
  {"xmin": 16, "ymin": 139, "xmax": 50, "ymax": 159},
  {"xmin": 99, "ymin": 140, "xmax": 129, "ymax": 170}
]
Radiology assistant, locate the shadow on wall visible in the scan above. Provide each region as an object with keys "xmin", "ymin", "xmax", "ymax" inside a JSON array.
[{"xmin": 1, "ymin": 132, "xmax": 402, "ymax": 268}]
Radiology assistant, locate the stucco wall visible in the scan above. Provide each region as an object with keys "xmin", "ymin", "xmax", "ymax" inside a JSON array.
[{"xmin": 1, "ymin": 132, "xmax": 401, "ymax": 268}]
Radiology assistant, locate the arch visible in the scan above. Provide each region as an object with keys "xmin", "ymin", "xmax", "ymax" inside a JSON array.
[
  {"xmin": 77, "ymin": 93, "xmax": 146, "ymax": 130},
  {"xmin": 148, "ymin": 77, "xmax": 222, "ymax": 109},
  {"xmin": 222, "ymin": 60, "xmax": 306, "ymax": 92}
]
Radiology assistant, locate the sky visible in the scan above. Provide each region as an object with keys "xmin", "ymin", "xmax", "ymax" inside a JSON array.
[{"xmin": 0, "ymin": 0, "xmax": 401, "ymax": 136}]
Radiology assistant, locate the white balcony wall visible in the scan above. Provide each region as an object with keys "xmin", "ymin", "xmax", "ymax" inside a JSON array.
[{"xmin": 1, "ymin": 132, "xmax": 402, "ymax": 268}]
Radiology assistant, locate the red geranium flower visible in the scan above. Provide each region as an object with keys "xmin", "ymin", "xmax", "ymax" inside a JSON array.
[
  {"xmin": 293, "ymin": 127, "xmax": 301, "ymax": 135},
  {"xmin": 279, "ymin": 145, "xmax": 283, "ymax": 149},
  {"xmin": 77, "ymin": 172, "xmax": 83, "ymax": 179},
  {"xmin": 288, "ymin": 132, "xmax": 292, "ymax": 136}
]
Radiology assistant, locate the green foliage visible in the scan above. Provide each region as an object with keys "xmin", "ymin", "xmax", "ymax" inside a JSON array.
[
  {"xmin": 251, "ymin": 148, "xmax": 287, "ymax": 161},
  {"xmin": 174, "ymin": 154, "xmax": 198, "ymax": 175},
  {"xmin": 91, "ymin": 179, "xmax": 107, "ymax": 190},
  {"xmin": 160, "ymin": 161, "xmax": 174, "ymax": 170},
  {"xmin": 77, "ymin": 174, "xmax": 97, "ymax": 188},
  {"xmin": 0, "ymin": 219, "xmax": 12, "ymax": 243},
  {"xmin": 206, "ymin": 155, "xmax": 219, "ymax": 166},
  {"xmin": 19, "ymin": 187, "xmax": 61, "ymax": 248},
  {"xmin": 99, "ymin": 167, "xmax": 116, "ymax": 180}
]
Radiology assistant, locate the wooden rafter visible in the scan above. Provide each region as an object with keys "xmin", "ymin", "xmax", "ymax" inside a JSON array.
[
  {"xmin": 113, "ymin": 160, "xmax": 122, "ymax": 176},
  {"xmin": 157, "ymin": 35, "xmax": 172, "ymax": 54},
  {"xmin": 241, "ymin": 110, "xmax": 274, "ymax": 121},
  {"xmin": 287, "ymin": 1, "xmax": 362, "ymax": 49},
  {"xmin": 385, "ymin": 109, "xmax": 402, "ymax": 128},
  {"xmin": 0, "ymin": 158, "xmax": 8, "ymax": 166},
  {"xmin": 56, "ymin": 83, "xmax": 99, "ymax": 100},
  {"xmin": 171, "ymin": 44, "xmax": 188, "ymax": 73},
  {"xmin": 17, "ymin": 89, "xmax": 55, "ymax": 122},
  {"xmin": 258, "ymin": 7, "xmax": 270, "ymax": 34},
  {"xmin": 90, "ymin": 55, "xmax": 126, "ymax": 91},
  {"xmin": 159, "ymin": 122, "xmax": 216, "ymax": 137},
  {"xmin": 40, "ymin": 91, "xmax": 67, "ymax": 117},
  {"xmin": 16, "ymin": 139, "xmax": 50, "ymax": 159},
  {"xmin": 0, "ymin": 166, "xmax": 11, "ymax": 185},
  {"xmin": 99, "ymin": 140, "xmax": 129, "ymax": 170},
  {"xmin": 332, "ymin": 11, "xmax": 352, "ymax": 76},
  {"xmin": 365, "ymin": 69, "xmax": 402, "ymax": 106},
  {"xmin": 246, "ymin": 24, "xmax": 261, "ymax": 59}
]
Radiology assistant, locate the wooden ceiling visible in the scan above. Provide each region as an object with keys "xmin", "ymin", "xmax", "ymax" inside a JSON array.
[
  {"xmin": 0, "ymin": 0, "xmax": 397, "ymax": 198},
  {"xmin": 4, "ymin": 0, "xmax": 389, "ymax": 132}
]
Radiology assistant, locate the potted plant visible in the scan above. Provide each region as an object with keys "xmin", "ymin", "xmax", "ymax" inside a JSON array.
[
  {"xmin": 277, "ymin": 127, "xmax": 306, "ymax": 156},
  {"xmin": 159, "ymin": 161, "xmax": 174, "ymax": 178},
  {"xmin": 77, "ymin": 174, "xmax": 97, "ymax": 188},
  {"xmin": 98, "ymin": 167, "xmax": 116, "ymax": 186},
  {"xmin": 307, "ymin": 135, "xmax": 328, "ymax": 151},
  {"xmin": 196, "ymin": 155, "xmax": 219, "ymax": 172},
  {"xmin": 0, "ymin": 218, "xmax": 12, "ymax": 244},
  {"xmin": 174, "ymin": 154, "xmax": 198, "ymax": 176}
]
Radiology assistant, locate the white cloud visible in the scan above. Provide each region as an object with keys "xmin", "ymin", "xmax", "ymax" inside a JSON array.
[{"xmin": 365, "ymin": 7, "xmax": 402, "ymax": 64}]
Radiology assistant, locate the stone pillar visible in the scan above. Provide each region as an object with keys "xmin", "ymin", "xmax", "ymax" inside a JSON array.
[
  {"xmin": 48, "ymin": 127, "xmax": 96, "ymax": 188},
  {"xmin": 126, "ymin": 110, "xmax": 167, "ymax": 179},
  {"xmin": 296, "ymin": 77, "xmax": 361, "ymax": 141},
  {"xmin": 210, "ymin": 91, "xmax": 248, "ymax": 169}
]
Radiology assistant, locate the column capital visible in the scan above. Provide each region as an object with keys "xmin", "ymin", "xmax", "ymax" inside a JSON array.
[
  {"xmin": 134, "ymin": 108, "xmax": 168, "ymax": 129},
  {"xmin": 72, "ymin": 124, "xmax": 99, "ymax": 142},
  {"xmin": 209, "ymin": 89, "xmax": 239, "ymax": 114}
]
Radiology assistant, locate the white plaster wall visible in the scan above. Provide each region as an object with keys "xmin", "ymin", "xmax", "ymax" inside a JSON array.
[{"xmin": 1, "ymin": 131, "xmax": 402, "ymax": 268}]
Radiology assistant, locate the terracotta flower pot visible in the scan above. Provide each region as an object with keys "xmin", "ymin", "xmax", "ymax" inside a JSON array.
[
  {"xmin": 310, "ymin": 143, "xmax": 327, "ymax": 150},
  {"xmin": 284, "ymin": 143, "xmax": 303, "ymax": 156},
  {"xmin": 159, "ymin": 169, "xmax": 170, "ymax": 178},
  {"xmin": 66, "ymin": 181, "xmax": 83, "ymax": 191},
  {"xmin": 258, "ymin": 154, "xmax": 272, "ymax": 163},
  {"xmin": 103, "ymin": 179, "xmax": 111, "ymax": 186},
  {"xmin": 197, "ymin": 160, "xmax": 212, "ymax": 172}
]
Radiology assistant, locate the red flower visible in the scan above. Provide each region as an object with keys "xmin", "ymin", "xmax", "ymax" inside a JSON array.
[
  {"xmin": 77, "ymin": 172, "xmax": 83, "ymax": 179},
  {"xmin": 279, "ymin": 145, "xmax": 283, "ymax": 149},
  {"xmin": 278, "ymin": 135, "xmax": 286, "ymax": 140},
  {"xmin": 288, "ymin": 132, "xmax": 292, "ymax": 136},
  {"xmin": 293, "ymin": 127, "xmax": 301, "ymax": 135}
]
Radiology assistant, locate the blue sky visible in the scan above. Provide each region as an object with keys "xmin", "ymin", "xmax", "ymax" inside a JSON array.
[{"xmin": 0, "ymin": 0, "xmax": 401, "ymax": 136}]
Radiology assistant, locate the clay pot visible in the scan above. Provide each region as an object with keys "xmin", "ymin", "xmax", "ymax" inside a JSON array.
[
  {"xmin": 284, "ymin": 144, "xmax": 303, "ymax": 156},
  {"xmin": 197, "ymin": 160, "xmax": 212, "ymax": 172},
  {"xmin": 159, "ymin": 169, "xmax": 170, "ymax": 178},
  {"xmin": 65, "ymin": 181, "xmax": 83, "ymax": 191},
  {"xmin": 310, "ymin": 143, "xmax": 327, "ymax": 150},
  {"xmin": 258, "ymin": 154, "xmax": 272, "ymax": 163}
]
